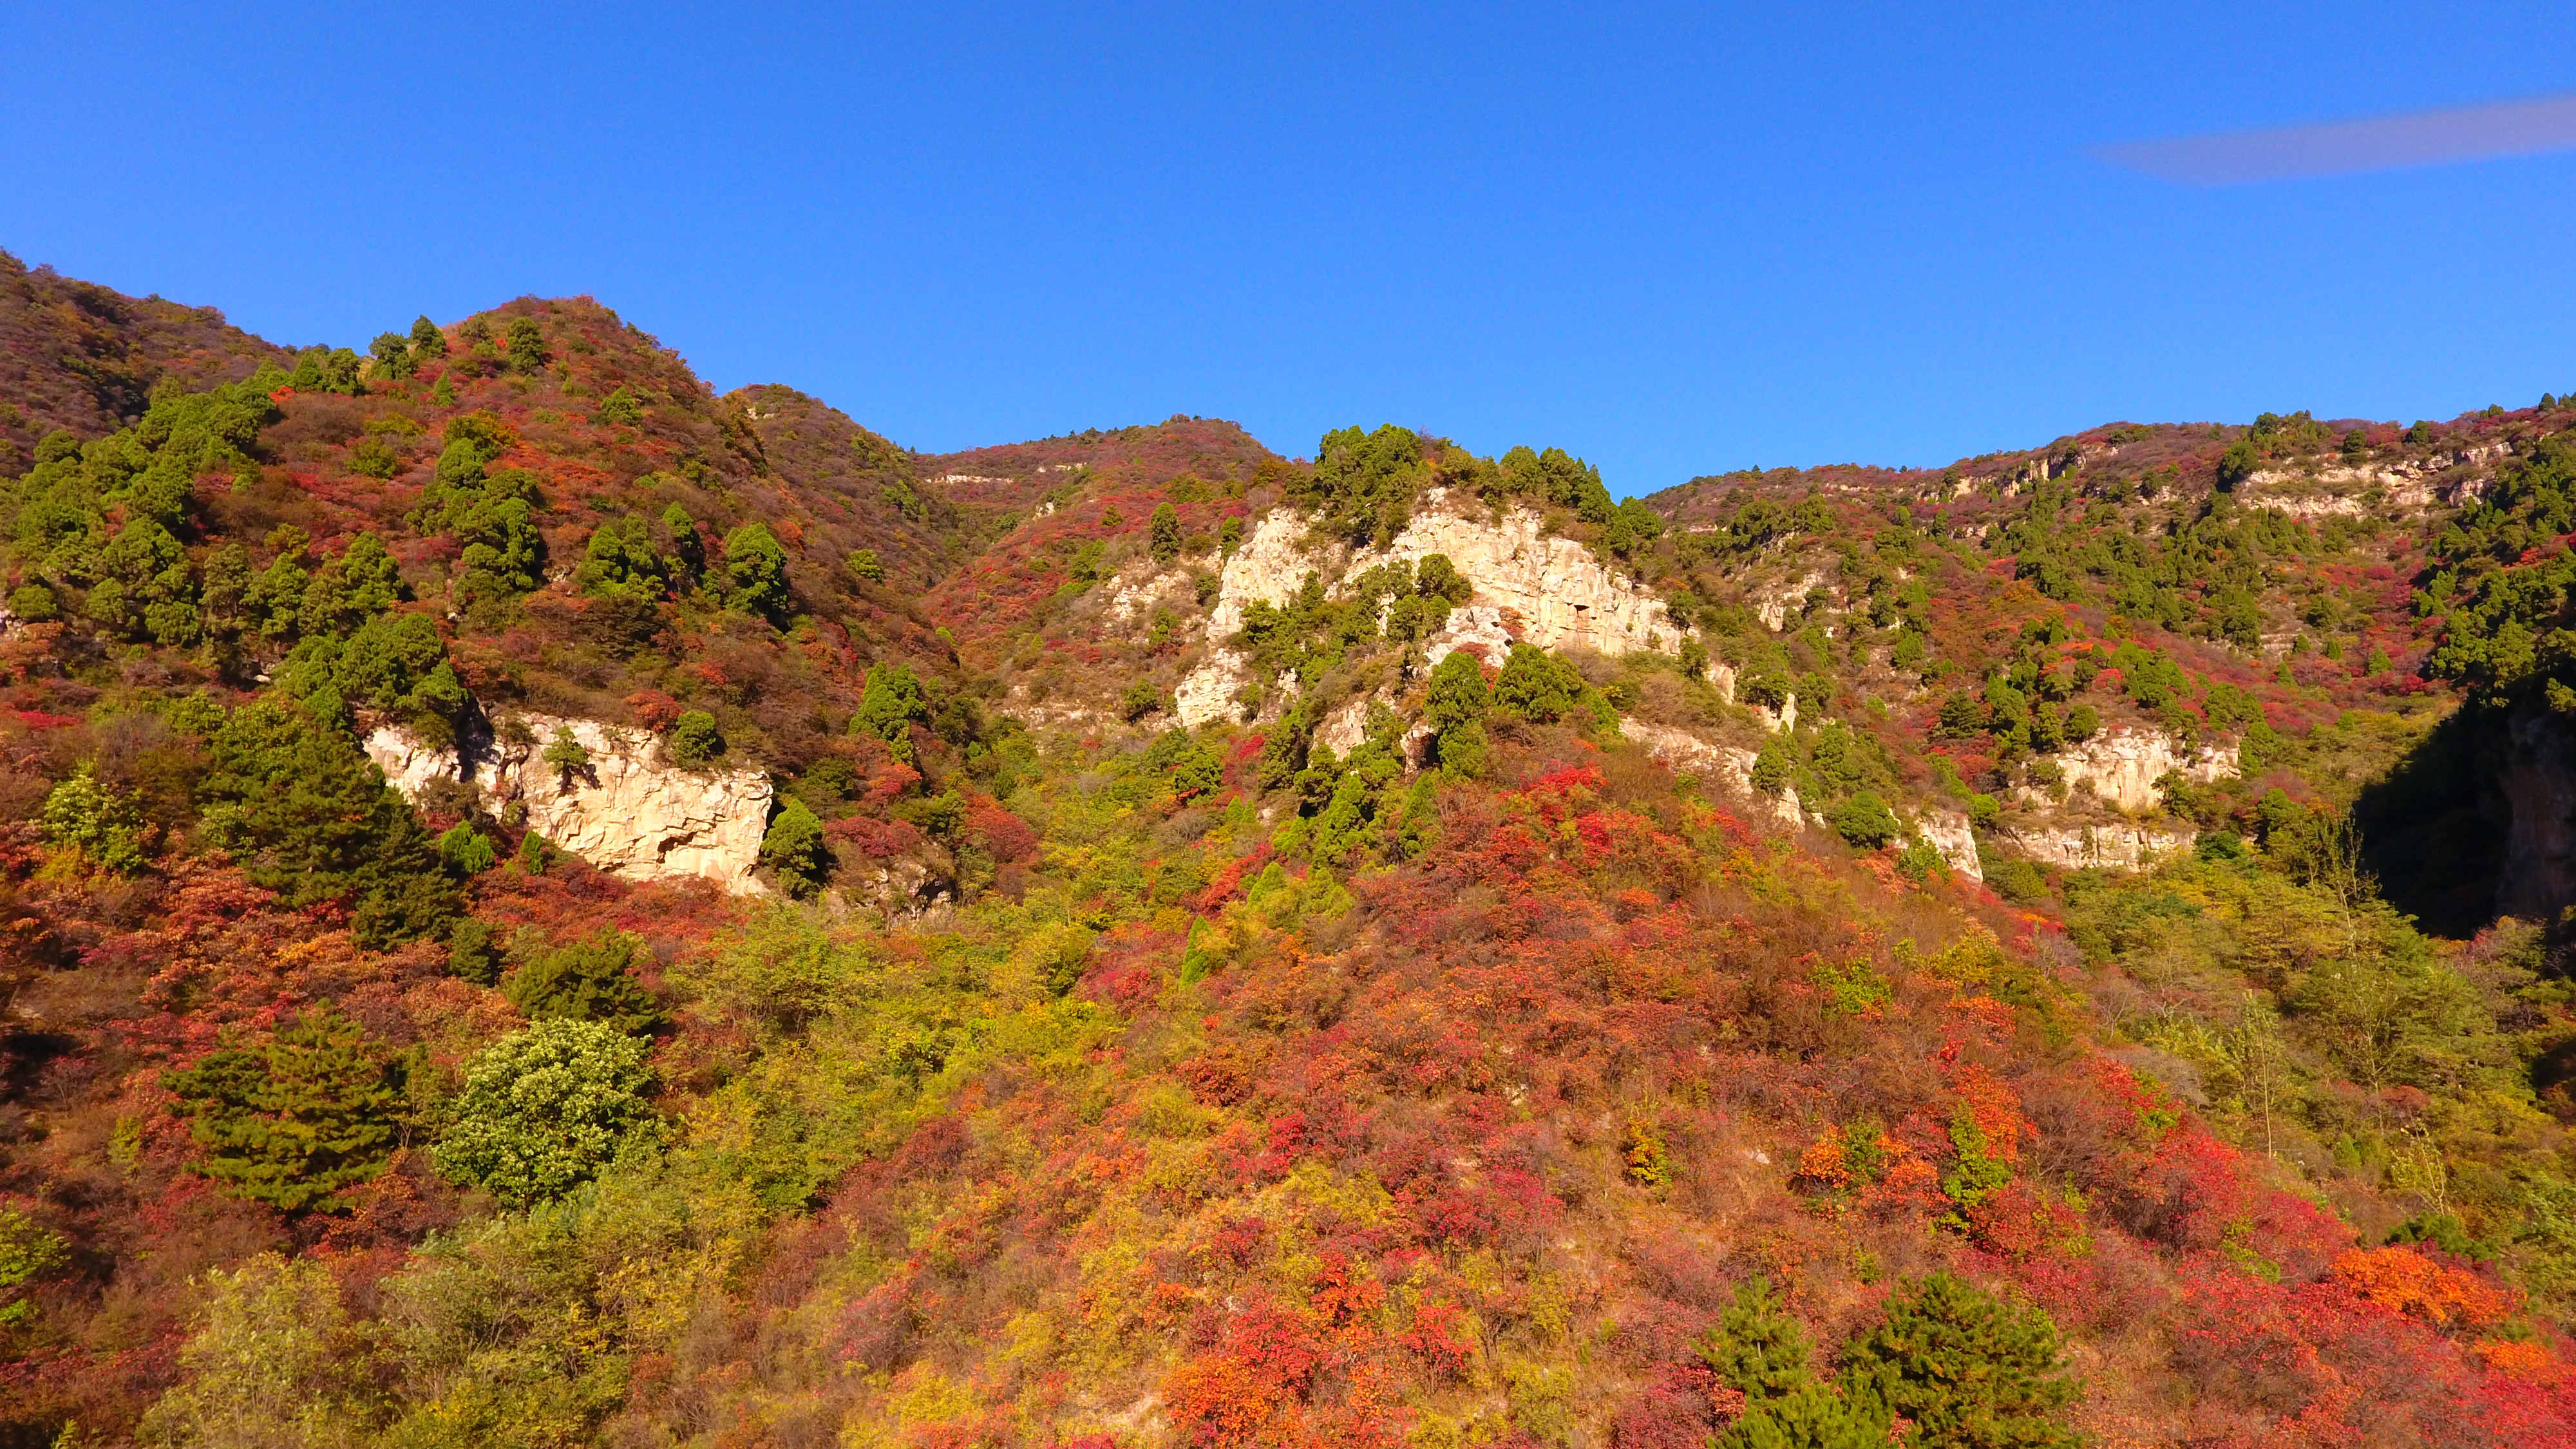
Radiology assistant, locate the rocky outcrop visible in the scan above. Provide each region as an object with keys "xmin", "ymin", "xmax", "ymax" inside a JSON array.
[
  {"xmin": 1203, "ymin": 511, "xmax": 1320, "ymax": 642},
  {"xmin": 1422, "ymin": 605, "xmax": 1518, "ymax": 670},
  {"xmin": 2242, "ymin": 443, "xmax": 2512, "ymax": 518},
  {"xmin": 1753, "ymin": 571, "xmax": 1827, "ymax": 632},
  {"xmin": 1918, "ymin": 810, "xmax": 1982, "ymax": 881},
  {"xmin": 1618, "ymin": 718, "xmax": 1803, "ymax": 829},
  {"xmin": 1180, "ymin": 493, "xmax": 1681, "ymax": 726},
  {"xmin": 364, "ymin": 712, "xmax": 773, "ymax": 895},
  {"xmin": 2052, "ymin": 728, "xmax": 2234, "ymax": 813},
  {"xmin": 2002, "ymin": 821, "xmax": 2193, "ymax": 871},
  {"xmin": 1173, "ymin": 647, "xmax": 1256, "ymax": 727},
  {"xmin": 1352, "ymin": 493, "xmax": 1683, "ymax": 657}
]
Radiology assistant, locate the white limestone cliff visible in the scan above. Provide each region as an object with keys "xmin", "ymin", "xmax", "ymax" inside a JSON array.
[
  {"xmin": 2050, "ymin": 728, "xmax": 2235, "ymax": 813},
  {"xmin": 364, "ymin": 712, "xmax": 772, "ymax": 895},
  {"xmin": 1917, "ymin": 810, "xmax": 1983, "ymax": 882},
  {"xmin": 1617, "ymin": 717, "xmax": 1803, "ymax": 829},
  {"xmin": 2002, "ymin": 821, "xmax": 2193, "ymax": 871},
  {"xmin": 1180, "ymin": 492, "xmax": 1681, "ymax": 726}
]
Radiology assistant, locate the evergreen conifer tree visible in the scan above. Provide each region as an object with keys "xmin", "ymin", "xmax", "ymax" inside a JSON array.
[
  {"xmin": 1837, "ymin": 1272, "xmax": 2080, "ymax": 1449},
  {"xmin": 163, "ymin": 1012, "xmax": 400, "ymax": 1212}
]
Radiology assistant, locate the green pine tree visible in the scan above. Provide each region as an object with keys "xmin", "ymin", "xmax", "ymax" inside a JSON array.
[
  {"xmin": 760, "ymin": 797, "xmax": 833, "ymax": 897},
  {"xmin": 1837, "ymin": 1272, "xmax": 2081, "ymax": 1449},
  {"xmin": 853, "ymin": 661, "xmax": 929, "ymax": 763},
  {"xmin": 502, "ymin": 930, "xmax": 667, "ymax": 1036},
  {"xmin": 196, "ymin": 701, "xmax": 460, "ymax": 947},
  {"xmin": 723, "ymin": 522, "xmax": 792, "ymax": 623},
  {"xmin": 163, "ymin": 1012, "xmax": 401, "ymax": 1212},
  {"xmin": 1701, "ymin": 1277, "xmax": 1818, "ymax": 1403}
]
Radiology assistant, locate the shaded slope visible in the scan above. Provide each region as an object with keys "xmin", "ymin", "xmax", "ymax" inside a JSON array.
[{"xmin": 0, "ymin": 251, "xmax": 287, "ymax": 464}]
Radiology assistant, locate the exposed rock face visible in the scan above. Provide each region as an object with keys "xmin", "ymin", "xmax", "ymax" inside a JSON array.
[
  {"xmin": 1204, "ymin": 511, "xmax": 1320, "ymax": 642},
  {"xmin": 364, "ymin": 712, "xmax": 773, "ymax": 895},
  {"xmin": 1180, "ymin": 493, "xmax": 1681, "ymax": 726},
  {"xmin": 2003, "ymin": 821, "xmax": 2193, "ymax": 871},
  {"xmin": 2243, "ymin": 443, "xmax": 2511, "ymax": 518},
  {"xmin": 2053, "ymin": 728, "xmax": 2235, "ymax": 813},
  {"xmin": 1918, "ymin": 810, "xmax": 1982, "ymax": 881},
  {"xmin": 1352, "ymin": 494, "xmax": 1683, "ymax": 657},
  {"xmin": 2497, "ymin": 706, "xmax": 2576, "ymax": 922},
  {"xmin": 1173, "ymin": 647, "xmax": 1255, "ymax": 728},
  {"xmin": 1618, "ymin": 718, "xmax": 1803, "ymax": 829},
  {"xmin": 1421, "ymin": 605, "xmax": 1518, "ymax": 670},
  {"xmin": 1314, "ymin": 696, "xmax": 1376, "ymax": 758},
  {"xmin": 1753, "ymin": 571, "xmax": 1827, "ymax": 632}
]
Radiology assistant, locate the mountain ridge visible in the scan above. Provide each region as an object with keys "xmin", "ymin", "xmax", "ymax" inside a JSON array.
[{"xmin": 3, "ymin": 263, "xmax": 2575, "ymax": 1448}]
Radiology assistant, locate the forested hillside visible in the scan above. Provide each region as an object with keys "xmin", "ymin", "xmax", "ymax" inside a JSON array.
[{"xmin": 3, "ymin": 265, "xmax": 2576, "ymax": 1449}]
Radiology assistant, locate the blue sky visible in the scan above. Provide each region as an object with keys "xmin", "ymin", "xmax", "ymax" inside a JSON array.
[{"xmin": 4, "ymin": 3, "xmax": 2573, "ymax": 495}]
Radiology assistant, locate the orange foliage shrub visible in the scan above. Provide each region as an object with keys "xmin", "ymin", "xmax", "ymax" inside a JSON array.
[{"xmin": 2332, "ymin": 1247, "xmax": 2518, "ymax": 1329}]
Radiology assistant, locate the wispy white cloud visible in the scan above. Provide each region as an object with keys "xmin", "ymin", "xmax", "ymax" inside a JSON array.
[{"xmin": 2096, "ymin": 93, "xmax": 2576, "ymax": 185}]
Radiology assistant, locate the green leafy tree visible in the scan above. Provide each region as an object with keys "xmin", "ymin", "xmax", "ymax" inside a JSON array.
[
  {"xmin": 723, "ymin": 521, "xmax": 791, "ymax": 622},
  {"xmin": 1838, "ymin": 1272, "xmax": 2081, "ymax": 1449},
  {"xmin": 662, "ymin": 503, "xmax": 705, "ymax": 584},
  {"xmin": 452, "ymin": 492, "xmax": 543, "ymax": 602},
  {"xmin": 1149, "ymin": 501, "xmax": 1182, "ymax": 564},
  {"xmin": 848, "ymin": 547, "xmax": 885, "ymax": 583},
  {"xmin": 2215, "ymin": 436, "xmax": 2259, "ymax": 491},
  {"xmin": 1606, "ymin": 498, "xmax": 1665, "ymax": 554},
  {"xmin": 437, "ymin": 823, "xmax": 497, "ymax": 876},
  {"xmin": 502, "ymin": 930, "xmax": 667, "ymax": 1036},
  {"xmin": 409, "ymin": 314, "xmax": 446, "ymax": 359},
  {"xmin": 162, "ymin": 1012, "xmax": 401, "ymax": 1213},
  {"xmin": 853, "ymin": 661, "xmax": 929, "ymax": 762},
  {"xmin": 1416, "ymin": 552, "xmax": 1472, "ymax": 603},
  {"xmin": 1500, "ymin": 444, "xmax": 1616, "ymax": 524},
  {"xmin": 370, "ymin": 331, "xmax": 417, "ymax": 379},
  {"xmin": 1829, "ymin": 791, "xmax": 1902, "ymax": 849},
  {"xmin": 41, "ymin": 762, "xmax": 147, "ymax": 872},
  {"xmin": 136, "ymin": 1253, "xmax": 369, "ymax": 1449},
  {"xmin": 760, "ymin": 797, "xmax": 833, "ymax": 896},
  {"xmin": 0, "ymin": 1207, "xmax": 68, "ymax": 1329},
  {"xmin": 1494, "ymin": 643, "xmax": 1587, "ymax": 723},
  {"xmin": 196, "ymin": 701, "xmax": 461, "ymax": 947},
  {"xmin": 503, "ymin": 315, "xmax": 549, "ymax": 373},
  {"xmin": 593, "ymin": 385, "xmax": 642, "ymax": 424},
  {"xmin": 448, "ymin": 917, "xmax": 505, "ymax": 985},
  {"xmin": 1304, "ymin": 424, "xmax": 1427, "ymax": 544},
  {"xmin": 276, "ymin": 611, "xmax": 468, "ymax": 734},
  {"xmin": 576, "ymin": 515, "xmax": 670, "ymax": 602},
  {"xmin": 433, "ymin": 1018, "xmax": 654, "ymax": 1206},
  {"xmin": 668, "ymin": 710, "xmax": 723, "ymax": 766},
  {"xmin": 90, "ymin": 516, "xmax": 202, "ymax": 645},
  {"xmin": 1425, "ymin": 649, "xmax": 1493, "ymax": 775},
  {"xmin": 541, "ymin": 726, "xmax": 592, "ymax": 790}
]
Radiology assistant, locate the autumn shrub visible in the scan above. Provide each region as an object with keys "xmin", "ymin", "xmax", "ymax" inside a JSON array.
[{"xmin": 137, "ymin": 1254, "xmax": 370, "ymax": 1449}]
